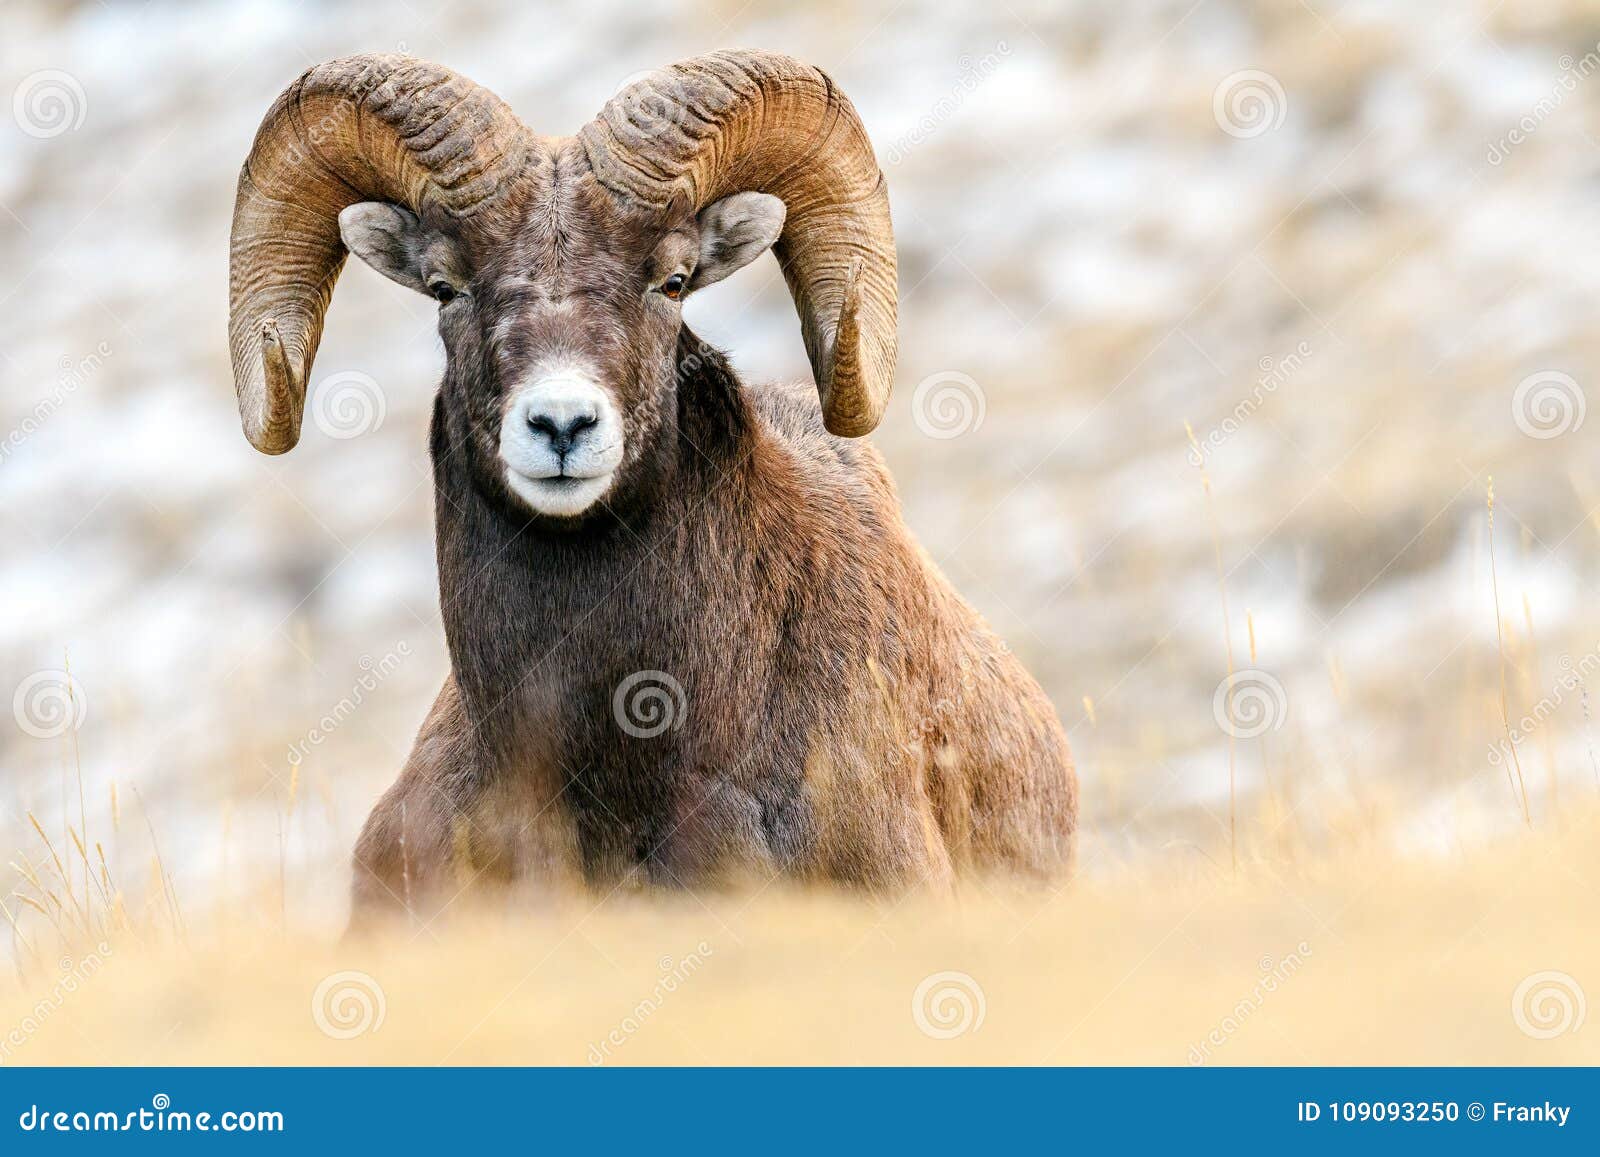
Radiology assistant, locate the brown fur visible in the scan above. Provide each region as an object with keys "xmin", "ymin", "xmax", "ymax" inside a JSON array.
[{"xmin": 345, "ymin": 138, "xmax": 1077, "ymax": 924}]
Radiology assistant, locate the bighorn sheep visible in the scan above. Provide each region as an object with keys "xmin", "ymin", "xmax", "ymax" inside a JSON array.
[{"xmin": 227, "ymin": 52, "xmax": 1077, "ymax": 918}]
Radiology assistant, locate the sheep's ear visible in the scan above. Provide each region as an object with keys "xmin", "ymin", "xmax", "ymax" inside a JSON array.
[
  {"xmin": 339, "ymin": 202, "xmax": 433, "ymax": 294},
  {"xmin": 689, "ymin": 193, "xmax": 786, "ymax": 291}
]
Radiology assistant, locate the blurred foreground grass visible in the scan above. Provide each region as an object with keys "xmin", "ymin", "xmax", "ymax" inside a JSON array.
[{"xmin": 3, "ymin": 808, "xmax": 1596, "ymax": 1065}]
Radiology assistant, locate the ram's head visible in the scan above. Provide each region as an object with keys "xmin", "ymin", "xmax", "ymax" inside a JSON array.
[{"xmin": 228, "ymin": 52, "xmax": 897, "ymax": 519}]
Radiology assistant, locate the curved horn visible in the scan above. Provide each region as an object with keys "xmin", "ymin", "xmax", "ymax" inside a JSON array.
[
  {"xmin": 580, "ymin": 51, "xmax": 897, "ymax": 437},
  {"xmin": 229, "ymin": 54, "xmax": 529, "ymax": 453}
]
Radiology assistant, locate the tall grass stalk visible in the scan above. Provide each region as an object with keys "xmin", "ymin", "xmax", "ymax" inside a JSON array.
[
  {"xmin": 1487, "ymin": 479, "xmax": 1532, "ymax": 827},
  {"xmin": 1187, "ymin": 422, "xmax": 1237, "ymax": 873}
]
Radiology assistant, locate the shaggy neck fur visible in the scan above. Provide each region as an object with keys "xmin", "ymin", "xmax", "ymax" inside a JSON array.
[{"xmin": 429, "ymin": 328, "xmax": 791, "ymax": 878}]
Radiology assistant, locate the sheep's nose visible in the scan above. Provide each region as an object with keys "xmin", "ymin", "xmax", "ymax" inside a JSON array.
[{"xmin": 526, "ymin": 409, "xmax": 599, "ymax": 456}]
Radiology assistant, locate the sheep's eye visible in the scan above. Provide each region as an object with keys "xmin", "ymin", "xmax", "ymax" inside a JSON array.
[
  {"xmin": 429, "ymin": 280, "xmax": 458, "ymax": 305},
  {"xmin": 658, "ymin": 273, "xmax": 687, "ymax": 301}
]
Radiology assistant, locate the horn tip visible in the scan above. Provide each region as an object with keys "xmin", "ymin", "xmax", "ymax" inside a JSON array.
[
  {"xmin": 244, "ymin": 318, "xmax": 303, "ymax": 455},
  {"xmin": 259, "ymin": 319, "xmax": 295, "ymax": 393},
  {"xmin": 822, "ymin": 405, "xmax": 880, "ymax": 439},
  {"xmin": 246, "ymin": 432, "xmax": 297, "ymax": 456},
  {"xmin": 819, "ymin": 260, "xmax": 885, "ymax": 438}
]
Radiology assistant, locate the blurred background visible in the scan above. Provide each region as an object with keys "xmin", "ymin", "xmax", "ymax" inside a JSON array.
[{"xmin": 5, "ymin": 0, "xmax": 1600, "ymax": 939}]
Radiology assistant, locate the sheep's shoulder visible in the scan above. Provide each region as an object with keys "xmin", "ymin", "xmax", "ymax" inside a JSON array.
[{"xmin": 744, "ymin": 381, "xmax": 895, "ymax": 501}]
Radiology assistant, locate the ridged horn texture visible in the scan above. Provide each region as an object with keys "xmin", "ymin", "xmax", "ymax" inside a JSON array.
[
  {"xmin": 580, "ymin": 50, "xmax": 897, "ymax": 437},
  {"xmin": 229, "ymin": 54, "xmax": 529, "ymax": 453}
]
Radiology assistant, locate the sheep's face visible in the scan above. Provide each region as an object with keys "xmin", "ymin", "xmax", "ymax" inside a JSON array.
[{"xmin": 339, "ymin": 171, "xmax": 785, "ymax": 522}]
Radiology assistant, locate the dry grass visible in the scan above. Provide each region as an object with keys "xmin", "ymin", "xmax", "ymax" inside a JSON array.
[{"xmin": 2, "ymin": 806, "xmax": 1596, "ymax": 1066}]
